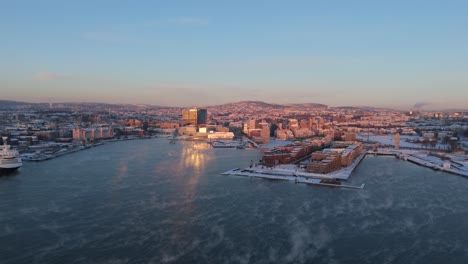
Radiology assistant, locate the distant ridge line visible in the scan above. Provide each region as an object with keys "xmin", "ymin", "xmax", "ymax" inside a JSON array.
[{"xmin": 0, "ymin": 100, "xmax": 466, "ymax": 112}]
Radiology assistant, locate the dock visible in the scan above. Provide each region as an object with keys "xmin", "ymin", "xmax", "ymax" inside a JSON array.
[
  {"xmin": 221, "ymin": 168, "xmax": 365, "ymax": 189},
  {"xmin": 369, "ymin": 148, "xmax": 468, "ymax": 178},
  {"xmin": 366, "ymin": 150, "xmax": 396, "ymax": 156},
  {"xmin": 221, "ymin": 147, "xmax": 468, "ymax": 188},
  {"xmin": 221, "ymin": 151, "xmax": 367, "ymax": 189},
  {"xmin": 405, "ymin": 155, "xmax": 468, "ymax": 178}
]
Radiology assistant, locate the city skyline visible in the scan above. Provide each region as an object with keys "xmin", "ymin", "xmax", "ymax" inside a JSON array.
[{"xmin": 2, "ymin": 1, "xmax": 468, "ymax": 109}]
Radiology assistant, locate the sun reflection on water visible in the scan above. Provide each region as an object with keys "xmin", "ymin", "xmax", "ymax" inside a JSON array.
[
  {"xmin": 116, "ymin": 161, "xmax": 128, "ymax": 180},
  {"xmin": 180, "ymin": 142, "xmax": 212, "ymax": 176},
  {"xmin": 171, "ymin": 141, "xmax": 214, "ymax": 237}
]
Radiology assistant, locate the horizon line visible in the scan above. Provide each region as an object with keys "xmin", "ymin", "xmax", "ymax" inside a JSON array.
[{"xmin": 1, "ymin": 99, "xmax": 467, "ymax": 112}]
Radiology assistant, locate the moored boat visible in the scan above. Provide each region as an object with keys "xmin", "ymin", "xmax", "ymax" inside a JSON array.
[{"xmin": 0, "ymin": 137, "xmax": 22, "ymax": 172}]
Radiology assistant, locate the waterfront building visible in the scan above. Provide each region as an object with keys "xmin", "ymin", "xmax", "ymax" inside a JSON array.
[
  {"xmin": 160, "ymin": 122, "xmax": 180, "ymax": 129},
  {"xmin": 182, "ymin": 109, "xmax": 198, "ymax": 126},
  {"xmin": 339, "ymin": 144, "xmax": 363, "ymax": 166},
  {"xmin": 260, "ymin": 121, "xmax": 270, "ymax": 144},
  {"xmin": 72, "ymin": 126, "xmax": 114, "ymax": 140},
  {"xmin": 197, "ymin": 109, "xmax": 208, "ymax": 125},
  {"xmin": 307, "ymin": 154, "xmax": 342, "ymax": 174},
  {"xmin": 182, "ymin": 108, "xmax": 208, "ymax": 126},
  {"xmin": 207, "ymin": 132, "xmax": 235, "ymax": 140},
  {"xmin": 262, "ymin": 142, "xmax": 316, "ymax": 167},
  {"xmin": 307, "ymin": 142, "xmax": 363, "ymax": 174},
  {"xmin": 33, "ymin": 130, "xmax": 59, "ymax": 141},
  {"xmin": 177, "ymin": 126, "xmax": 197, "ymax": 135}
]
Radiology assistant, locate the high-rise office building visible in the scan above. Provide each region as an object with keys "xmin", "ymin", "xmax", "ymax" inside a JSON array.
[
  {"xmin": 197, "ymin": 109, "xmax": 207, "ymax": 125},
  {"xmin": 182, "ymin": 108, "xmax": 207, "ymax": 126},
  {"xmin": 182, "ymin": 109, "xmax": 198, "ymax": 125}
]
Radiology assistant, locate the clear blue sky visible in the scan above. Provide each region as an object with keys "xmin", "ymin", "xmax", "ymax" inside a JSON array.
[{"xmin": 2, "ymin": 0, "xmax": 468, "ymax": 109}]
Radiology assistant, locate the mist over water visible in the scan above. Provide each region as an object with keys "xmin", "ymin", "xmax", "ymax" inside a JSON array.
[{"xmin": 1, "ymin": 139, "xmax": 468, "ymax": 263}]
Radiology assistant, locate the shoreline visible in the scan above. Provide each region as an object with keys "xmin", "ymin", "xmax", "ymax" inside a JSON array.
[
  {"xmin": 22, "ymin": 135, "xmax": 159, "ymax": 162},
  {"xmin": 221, "ymin": 148, "xmax": 468, "ymax": 188},
  {"xmin": 367, "ymin": 149, "xmax": 468, "ymax": 178}
]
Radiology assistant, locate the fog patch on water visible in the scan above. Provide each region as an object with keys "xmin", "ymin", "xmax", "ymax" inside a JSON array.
[
  {"xmin": 283, "ymin": 220, "xmax": 332, "ymax": 263},
  {"xmin": 203, "ymin": 225, "xmax": 225, "ymax": 250},
  {"xmin": 96, "ymin": 257, "xmax": 130, "ymax": 264},
  {"xmin": 2, "ymin": 224, "xmax": 15, "ymax": 235},
  {"xmin": 20, "ymin": 206, "xmax": 40, "ymax": 215},
  {"xmin": 160, "ymin": 239, "xmax": 201, "ymax": 263},
  {"xmin": 46, "ymin": 201, "xmax": 71, "ymax": 214},
  {"xmin": 227, "ymin": 252, "xmax": 252, "ymax": 264}
]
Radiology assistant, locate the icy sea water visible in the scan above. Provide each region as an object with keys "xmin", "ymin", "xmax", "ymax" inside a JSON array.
[{"xmin": 1, "ymin": 138, "xmax": 468, "ymax": 264}]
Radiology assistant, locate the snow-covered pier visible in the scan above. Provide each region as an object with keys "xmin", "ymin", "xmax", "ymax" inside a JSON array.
[
  {"xmin": 405, "ymin": 154, "xmax": 468, "ymax": 178},
  {"xmin": 371, "ymin": 148, "xmax": 468, "ymax": 178},
  {"xmin": 221, "ymin": 168, "xmax": 365, "ymax": 189},
  {"xmin": 222, "ymin": 147, "xmax": 468, "ymax": 189},
  {"xmin": 221, "ymin": 151, "xmax": 367, "ymax": 189}
]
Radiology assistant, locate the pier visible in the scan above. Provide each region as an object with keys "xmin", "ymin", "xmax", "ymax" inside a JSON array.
[
  {"xmin": 221, "ymin": 151, "xmax": 367, "ymax": 189},
  {"xmin": 221, "ymin": 147, "xmax": 468, "ymax": 189},
  {"xmin": 405, "ymin": 155, "xmax": 468, "ymax": 178},
  {"xmin": 222, "ymin": 168, "xmax": 365, "ymax": 189},
  {"xmin": 369, "ymin": 149, "xmax": 468, "ymax": 178}
]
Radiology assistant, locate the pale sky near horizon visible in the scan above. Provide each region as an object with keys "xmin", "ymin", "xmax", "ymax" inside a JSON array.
[{"xmin": 1, "ymin": 0, "xmax": 468, "ymax": 110}]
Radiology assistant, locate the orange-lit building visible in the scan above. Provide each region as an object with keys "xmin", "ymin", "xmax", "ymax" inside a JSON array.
[
  {"xmin": 307, "ymin": 142, "xmax": 363, "ymax": 174},
  {"xmin": 307, "ymin": 154, "xmax": 342, "ymax": 174},
  {"xmin": 73, "ymin": 126, "xmax": 114, "ymax": 140},
  {"xmin": 160, "ymin": 122, "xmax": 180, "ymax": 129},
  {"xmin": 262, "ymin": 142, "xmax": 316, "ymax": 167}
]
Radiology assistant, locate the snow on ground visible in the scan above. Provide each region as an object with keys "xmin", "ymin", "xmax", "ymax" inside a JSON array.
[
  {"xmin": 357, "ymin": 134, "xmax": 448, "ymax": 149},
  {"xmin": 221, "ymin": 168, "xmax": 365, "ymax": 189},
  {"xmin": 379, "ymin": 148, "xmax": 468, "ymax": 176},
  {"xmin": 241, "ymin": 151, "xmax": 367, "ymax": 180},
  {"xmin": 258, "ymin": 139, "xmax": 293, "ymax": 150}
]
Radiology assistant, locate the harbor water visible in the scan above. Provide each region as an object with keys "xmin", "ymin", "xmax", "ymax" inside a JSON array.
[{"xmin": 1, "ymin": 138, "xmax": 468, "ymax": 263}]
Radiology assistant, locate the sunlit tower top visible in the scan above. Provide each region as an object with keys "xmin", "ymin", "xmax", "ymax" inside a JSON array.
[{"xmin": 395, "ymin": 133, "xmax": 400, "ymax": 150}]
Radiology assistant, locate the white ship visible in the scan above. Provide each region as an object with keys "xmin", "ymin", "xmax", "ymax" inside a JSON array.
[{"xmin": 0, "ymin": 137, "xmax": 22, "ymax": 172}]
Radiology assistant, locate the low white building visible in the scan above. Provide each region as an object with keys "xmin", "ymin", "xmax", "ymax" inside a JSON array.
[{"xmin": 207, "ymin": 132, "xmax": 235, "ymax": 139}]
